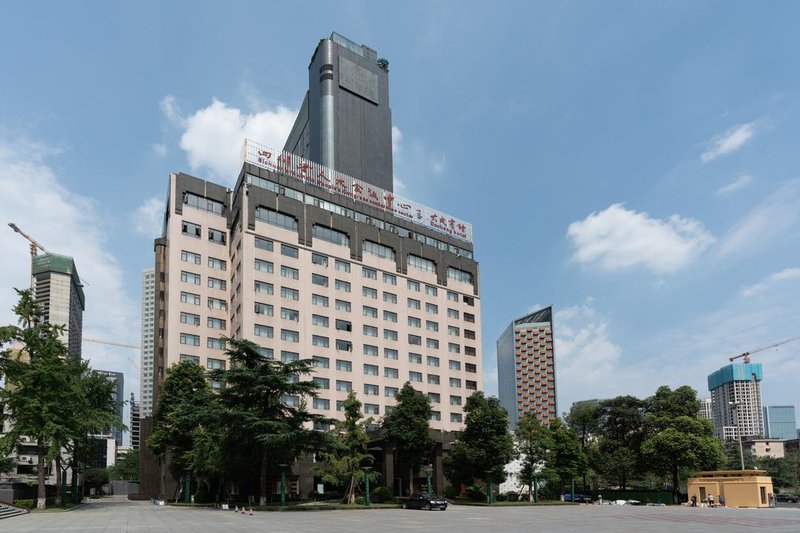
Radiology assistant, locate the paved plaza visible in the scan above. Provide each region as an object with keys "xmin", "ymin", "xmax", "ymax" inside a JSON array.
[{"xmin": 4, "ymin": 497, "xmax": 800, "ymax": 533}]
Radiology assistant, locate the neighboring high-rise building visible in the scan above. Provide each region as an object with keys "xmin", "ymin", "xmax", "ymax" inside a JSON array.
[
  {"xmin": 708, "ymin": 363, "xmax": 764, "ymax": 440},
  {"xmin": 31, "ymin": 253, "xmax": 85, "ymax": 357},
  {"xmin": 763, "ymin": 405, "xmax": 797, "ymax": 441},
  {"xmin": 130, "ymin": 393, "xmax": 141, "ymax": 450},
  {"xmin": 497, "ymin": 306, "xmax": 556, "ymax": 428},
  {"xmin": 140, "ymin": 268, "xmax": 156, "ymax": 417},
  {"xmin": 698, "ymin": 397, "xmax": 713, "ymax": 421},
  {"xmin": 96, "ymin": 370, "xmax": 124, "ymax": 446},
  {"xmin": 284, "ymin": 32, "xmax": 393, "ymax": 191}
]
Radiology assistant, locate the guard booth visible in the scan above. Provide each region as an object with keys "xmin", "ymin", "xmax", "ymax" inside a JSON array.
[{"xmin": 687, "ymin": 470, "xmax": 774, "ymax": 508}]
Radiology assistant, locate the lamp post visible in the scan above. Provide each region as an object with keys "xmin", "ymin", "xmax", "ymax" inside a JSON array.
[
  {"xmin": 424, "ymin": 464, "xmax": 433, "ymax": 498},
  {"xmin": 364, "ymin": 466, "xmax": 372, "ymax": 507},
  {"xmin": 729, "ymin": 402, "xmax": 745, "ymax": 470},
  {"xmin": 278, "ymin": 463, "xmax": 287, "ymax": 508}
]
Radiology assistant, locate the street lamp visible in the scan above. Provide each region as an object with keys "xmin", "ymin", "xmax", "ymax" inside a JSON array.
[
  {"xmin": 729, "ymin": 402, "xmax": 745, "ymax": 470},
  {"xmin": 363, "ymin": 466, "xmax": 372, "ymax": 507},
  {"xmin": 424, "ymin": 464, "xmax": 433, "ymax": 498},
  {"xmin": 278, "ymin": 463, "xmax": 288, "ymax": 507}
]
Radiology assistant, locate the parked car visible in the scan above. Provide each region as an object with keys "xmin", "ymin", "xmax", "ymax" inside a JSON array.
[
  {"xmin": 400, "ymin": 493, "xmax": 448, "ymax": 510},
  {"xmin": 562, "ymin": 493, "xmax": 592, "ymax": 503},
  {"xmin": 776, "ymin": 494, "xmax": 799, "ymax": 503}
]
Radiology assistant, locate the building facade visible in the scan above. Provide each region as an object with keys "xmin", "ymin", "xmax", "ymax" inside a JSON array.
[
  {"xmin": 31, "ymin": 253, "xmax": 85, "ymax": 358},
  {"xmin": 140, "ymin": 268, "xmax": 156, "ymax": 417},
  {"xmin": 698, "ymin": 397, "xmax": 713, "ymax": 421},
  {"xmin": 762, "ymin": 405, "xmax": 797, "ymax": 441},
  {"xmin": 95, "ymin": 370, "xmax": 124, "ymax": 446},
  {"xmin": 497, "ymin": 306, "xmax": 557, "ymax": 429},
  {"xmin": 708, "ymin": 363, "xmax": 764, "ymax": 440},
  {"xmin": 130, "ymin": 393, "xmax": 141, "ymax": 450}
]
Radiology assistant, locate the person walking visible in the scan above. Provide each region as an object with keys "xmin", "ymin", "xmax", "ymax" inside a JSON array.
[
  {"xmin": 708, "ymin": 494, "xmax": 715, "ymax": 507},
  {"xmin": 691, "ymin": 495, "xmax": 697, "ymax": 507},
  {"xmin": 719, "ymin": 494, "xmax": 725, "ymax": 507}
]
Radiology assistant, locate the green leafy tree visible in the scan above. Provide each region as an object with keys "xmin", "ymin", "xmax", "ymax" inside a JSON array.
[
  {"xmin": 722, "ymin": 440, "xmax": 755, "ymax": 470},
  {"xmin": 109, "ymin": 449, "xmax": 139, "ymax": 481},
  {"xmin": 543, "ymin": 419, "xmax": 587, "ymax": 495},
  {"xmin": 317, "ymin": 391, "xmax": 376, "ymax": 504},
  {"xmin": 514, "ymin": 412, "xmax": 551, "ymax": 501},
  {"xmin": 783, "ymin": 451, "xmax": 800, "ymax": 491},
  {"xmin": 594, "ymin": 395, "xmax": 645, "ymax": 489},
  {"xmin": 565, "ymin": 400, "xmax": 601, "ymax": 490},
  {"xmin": 382, "ymin": 382, "xmax": 432, "ymax": 495}
]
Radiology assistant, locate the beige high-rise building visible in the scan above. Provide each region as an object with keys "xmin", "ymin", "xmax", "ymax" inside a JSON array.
[{"xmin": 140, "ymin": 268, "xmax": 156, "ymax": 417}]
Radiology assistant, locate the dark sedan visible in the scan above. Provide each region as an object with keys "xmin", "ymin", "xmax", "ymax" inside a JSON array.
[{"xmin": 400, "ymin": 493, "xmax": 448, "ymax": 510}]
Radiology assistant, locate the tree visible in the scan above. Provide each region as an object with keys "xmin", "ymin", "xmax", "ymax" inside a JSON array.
[
  {"xmin": 543, "ymin": 419, "xmax": 587, "ymax": 495},
  {"xmin": 722, "ymin": 440, "xmax": 755, "ymax": 470},
  {"xmin": 382, "ymin": 382, "xmax": 432, "ymax": 495},
  {"xmin": 594, "ymin": 395, "xmax": 645, "ymax": 489},
  {"xmin": 109, "ymin": 449, "xmax": 139, "ymax": 481},
  {"xmin": 317, "ymin": 391, "xmax": 376, "ymax": 504},
  {"xmin": 514, "ymin": 412, "xmax": 551, "ymax": 501},
  {"xmin": 565, "ymin": 401, "xmax": 601, "ymax": 490}
]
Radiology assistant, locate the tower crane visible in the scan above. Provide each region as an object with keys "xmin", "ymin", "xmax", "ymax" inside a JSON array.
[
  {"xmin": 728, "ymin": 335, "xmax": 800, "ymax": 364},
  {"xmin": 83, "ymin": 337, "xmax": 142, "ymax": 373},
  {"xmin": 8, "ymin": 222, "xmax": 48, "ymax": 258}
]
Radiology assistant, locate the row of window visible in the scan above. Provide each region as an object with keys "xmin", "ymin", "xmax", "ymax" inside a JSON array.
[
  {"xmin": 181, "ymin": 250, "xmax": 227, "ymax": 271},
  {"xmin": 182, "ymin": 221, "xmax": 227, "ymax": 245},
  {"xmin": 179, "ymin": 334, "xmax": 226, "ymax": 350},
  {"xmin": 304, "ymin": 398, "xmax": 462, "ymax": 422},
  {"xmin": 180, "ymin": 291, "xmax": 228, "ymax": 310},
  {"xmin": 181, "ymin": 270, "xmax": 227, "ymax": 290}
]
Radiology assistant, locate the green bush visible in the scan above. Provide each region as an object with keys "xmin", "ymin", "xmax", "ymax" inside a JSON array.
[
  {"xmin": 370, "ymin": 486, "xmax": 393, "ymax": 503},
  {"xmin": 355, "ymin": 496, "xmax": 365, "ymax": 505},
  {"xmin": 464, "ymin": 484, "xmax": 486, "ymax": 502},
  {"xmin": 443, "ymin": 485, "xmax": 460, "ymax": 499},
  {"xmin": 505, "ymin": 492, "xmax": 519, "ymax": 502},
  {"xmin": 495, "ymin": 493, "xmax": 507, "ymax": 502},
  {"xmin": 14, "ymin": 499, "xmax": 34, "ymax": 509}
]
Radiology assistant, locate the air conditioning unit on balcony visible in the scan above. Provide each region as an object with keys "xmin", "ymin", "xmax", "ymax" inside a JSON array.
[{"xmin": 19, "ymin": 456, "xmax": 30, "ymax": 463}]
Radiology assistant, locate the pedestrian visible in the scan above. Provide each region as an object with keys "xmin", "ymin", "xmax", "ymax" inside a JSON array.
[
  {"xmin": 691, "ymin": 495, "xmax": 697, "ymax": 507},
  {"xmin": 719, "ymin": 494, "xmax": 725, "ymax": 507},
  {"xmin": 708, "ymin": 494, "xmax": 715, "ymax": 507},
  {"xmin": 598, "ymin": 494, "xmax": 603, "ymax": 505}
]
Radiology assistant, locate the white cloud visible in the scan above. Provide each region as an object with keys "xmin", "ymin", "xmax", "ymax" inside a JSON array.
[
  {"xmin": 133, "ymin": 196, "xmax": 166, "ymax": 237},
  {"xmin": 717, "ymin": 179, "xmax": 800, "ymax": 258},
  {"xmin": 391, "ymin": 126, "xmax": 403, "ymax": 155},
  {"xmin": 0, "ymin": 137, "xmax": 140, "ymax": 407},
  {"xmin": 701, "ymin": 121, "xmax": 757, "ymax": 163},
  {"xmin": 716, "ymin": 173, "xmax": 752, "ymax": 196},
  {"xmin": 151, "ymin": 143, "xmax": 167, "ymax": 157},
  {"xmin": 740, "ymin": 267, "xmax": 800, "ymax": 297},
  {"xmin": 160, "ymin": 96, "xmax": 297, "ymax": 183},
  {"xmin": 567, "ymin": 204, "xmax": 715, "ymax": 274}
]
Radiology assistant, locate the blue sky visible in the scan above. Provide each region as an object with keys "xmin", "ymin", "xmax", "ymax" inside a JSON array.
[{"xmin": 1, "ymin": 1, "xmax": 799, "ymax": 431}]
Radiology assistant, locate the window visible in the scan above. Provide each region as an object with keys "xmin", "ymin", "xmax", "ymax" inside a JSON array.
[
  {"xmin": 256, "ymin": 207, "xmax": 298, "ymax": 231},
  {"xmin": 449, "ymin": 360, "xmax": 461, "ymax": 371},
  {"xmin": 409, "ymin": 371, "xmax": 423, "ymax": 382},
  {"xmin": 312, "ymin": 314, "xmax": 329, "ymax": 327},
  {"xmin": 336, "ymin": 380, "xmax": 352, "ymax": 392},
  {"xmin": 384, "ymin": 329, "xmax": 398, "ymax": 341},
  {"xmin": 385, "ymin": 386, "xmax": 399, "ymax": 398},
  {"xmin": 428, "ymin": 374, "xmax": 440, "ymax": 385},
  {"xmin": 409, "ymin": 353, "xmax": 422, "ymax": 364},
  {"xmin": 281, "ymin": 351, "xmax": 299, "ymax": 362},
  {"xmin": 407, "ymin": 280, "xmax": 420, "ymax": 292},
  {"xmin": 465, "ymin": 363, "xmax": 477, "ymax": 373},
  {"xmin": 383, "ymin": 292, "xmax": 397, "ymax": 304},
  {"xmin": 447, "ymin": 291, "xmax": 459, "ymax": 302},
  {"xmin": 363, "ymin": 364, "xmax": 379, "ymax": 377},
  {"xmin": 364, "ymin": 404, "xmax": 380, "ymax": 415},
  {"xmin": 281, "ymin": 308, "xmax": 299, "ymax": 321},
  {"xmin": 463, "ymin": 296, "xmax": 475, "ymax": 307},
  {"xmin": 281, "ymin": 287, "xmax": 299, "ymax": 301},
  {"xmin": 466, "ymin": 380, "xmax": 478, "ymax": 391},
  {"xmin": 312, "ymin": 224, "xmax": 350, "ymax": 246},
  {"xmin": 258, "ymin": 347, "xmax": 274, "ymax": 359},
  {"xmin": 180, "ymin": 354, "xmax": 200, "ymax": 364},
  {"xmin": 427, "ymin": 339, "xmax": 439, "ymax": 349},
  {"xmin": 447, "ymin": 308, "xmax": 460, "ymax": 319},
  {"xmin": 384, "ymin": 348, "xmax": 398, "ymax": 360},
  {"xmin": 407, "ymin": 255, "xmax": 435, "ymax": 273},
  {"xmin": 182, "ymin": 221, "xmax": 201, "ymax": 238},
  {"xmin": 408, "ymin": 316, "xmax": 421, "ymax": 328},
  {"xmin": 336, "ymin": 360, "xmax": 352, "ymax": 372},
  {"xmin": 408, "ymin": 334, "xmax": 422, "ymax": 346},
  {"xmin": 450, "ymin": 395, "xmax": 462, "ymax": 406},
  {"xmin": 465, "ymin": 346, "xmax": 477, "ymax": 356},
  {"xmin": 208, "ymin": 277, "xmax": 226, "ymax": 290},
  {"xmin": 363, "ymin": 241, "xmax": 395, "ymax": 261},
  {"xmin": 312, "ymin": 335, "xmax": 329, "ymax": 348},
  {"xmin": 426, "ymin": 303, "xmax": 438, "ymax": 314},
  {"xmin": 180, "ymin": 312, "xmax": 200, "ymax": 326},
  {"xmin": 335, "ymin": 299, "xmax": 351, "ymax": 312},
  {"xmin": 451, "ymin": 413, "xmax": 463, "ymax": 423},
  {"xmin": 180, "ymin": 333, "xmax": 200, "ymax": 346},
  {"xmin": 181, "ymin": 250, "xmax": 201, "ymax": 264},
  {"xmin": 208, "ymin": 297, "xmax": 227, "ymax": 311},
  {"xmin": 362, "ymin": 287, "xmax": 377, "ymax": 299},
  {"xmin": 364, "ymin": 344, "xmax": 378, "ymax": 357},
  {"xmin": 364, "ymin": 383, "xmax": 379, "ymax": 395},
  {"xmin": 427, "ymin": 356, "xmax": 440, "ymax": 367},
  {"xmin": 363, "ymin": 305, "xmax": 378, "ymax": 318},
  {"xmin": 408, "ymin": 298, "xmax": 421, "ymax": 310},
  {"xmin": 311, "ymin": 294, "xmax": 328, "ymax": 307},
  {"xmin": 384, "ymin": 367, "xmax": 399, "ymax": 379},
  {"xmin": 207, "ymin": 317, "xmax": 226, "ymax": 330},
  {"xmin": 255, "ymin": 302, "xmax": 273, "ymax": 316},
  {"xmin": 383, "ymin": 273, "xmax": 397, "ymax": 285},
  {"xmin": 335, "ymin": 319, "xmax": 351, "ymax": 332},
  {"xmin": 208, "ymin": 228, "xmax": 226, "ymax": 245},
  {"xmin": 336, "ymin": 400, "xmax": 346, "ymax": 412},
  {"xmin": 335, "ymin": 259, "xmax": 351, "ymax": 272},
  {"xmin": 312, "ymin": 273, "xmax": 328, "ymax": 287},
  {"xmin": 464, "ymin": 312, "xmax": 476, "ymax": 323},
  {"xmin": 313, "ymin": 398, "xmax": 330, "ymax": 410},
  {"xmin": 255, "ymin": 281, "xmax": 273, "ymax": 294},
  {"xmin": 207, "ymin": 337, "xmax": 225, "ymax": 350},
  {"xmin": 363, "ymin": 325, "xmax": 378, "ymax": 337},
  {"xmin": 335, "ymin": 279, "xmax": 351, "ymax": 293},
  {"xmin": 448, "ymin": 343, "xmax": 461, "ymax": 354},
  {"xmin": 181, "ymin": 271, "xmax": 201, "ymax": 285},
  {"xmin": 281, "ymin": 329, "xmax": 299, "ymax": 343},
  {"xmin": 465, "ymin": 330, "xmax": 476, "ymax": 340},
  {"xmin": 312, "ymin": 356, "xmax": 329, "ymax": 369},
  {"xmin": 312, "ymin": 253, "xmax": 328, "ymax": 266},
  {"xmin": 255, "ymin": 259, "xmax": 273, "ymax": 272},
  {"xmin": 255, "ymin": 324, "xmax": 273, "ymax": 338},
  {"xmin": 428, "ymin": 393, "xmax": 441, "ymax": 404},
  {"xmin": 281, "ymin": 243, "xmax": 299, "ymax": 258},
  {"xmin": 426, "ymin": 321, "xmax": 439, "ymax": 332},
  {"xmin": 208, "ymin": 358, "xmax": 226, "ymax": 371},
  {"xmin": 448, "ymin": 326, "xmax": 460, "ymax": 337},
  {"xmin": 450, "ymin": 377, "xmax": 462, "ymax": 388},
  {"xmin": 362, "ymin": 267, "xmax": 377, "ymax": 280},
  {"xmin": 255, "ymin": 236, "xmax": 273, "ymax": 251},
  {"xmin": 184, "ymin": 192, "xmax": 224, "ymax": 215},
  {"xmin": 447, "ymin": 267, "xmax": 473, "ymax": 284},
  {"xmin": 425, "ymin": 285, "xmax": 438, "ymax": 297},
  {"xmin": 281, "ymin": 266, "xmax": 299, "ymax": 280},
  {"xmin": 336, "ymin": 339, "xmax": 352, "ymax": 352},
  {"xmin": 313, "ymin": 377, "xmax": 330, "ymax": 390},
  {"xmin": 180, "ymin": 292, "xmax": 200, "ymax": 305}
]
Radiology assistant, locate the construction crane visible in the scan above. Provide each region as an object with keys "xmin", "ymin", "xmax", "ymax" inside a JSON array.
[
  {"xmin": 8, "ymin": 222, "xmax": 48, "ymax": 258},
  {"xmin": 729, "ymin": 335, "xmax": 800, "ymax": 364},
  {"xmin": 83, "ymin": 337, "xmax": 142, "ymax": 373}
]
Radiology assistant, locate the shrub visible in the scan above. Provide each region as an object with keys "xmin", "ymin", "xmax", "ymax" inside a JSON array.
[
  {"xmin": 505, "ymin": 492, "xmax": 519, "ymax": 502},
  {"xmin": 443, "ymin": 485, "xmax": 460, "ymax": 499},
  {"xmin": 355, "ymin": 496, "xmax": 365, "ymax": 505},
  {"xmin": 464, "ymin": 484, "xmax": 486, "ymax": 502},
  {"xmin": 495, "ymin": 493, "xmax": 507, "ymax": 502},
  {"xmin": 371, "ymin": 486, "xmax": 393, "ymax": 503},
  {"xmin": 194, "ymin": 487, "xmax": 212, "ymax": 503},
  {"xmin": 14, "ymin": 499, "xmax": 34, "ymax": 509}
]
